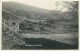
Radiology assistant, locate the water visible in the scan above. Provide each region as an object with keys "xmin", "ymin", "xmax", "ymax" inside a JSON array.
[
  {"xmin": 14, "ymin": 38, "xmax": 78, "ymax": 49},
  {"xmin": 21, "ymin": 33, "xmax": 78, "ymax": 45}
]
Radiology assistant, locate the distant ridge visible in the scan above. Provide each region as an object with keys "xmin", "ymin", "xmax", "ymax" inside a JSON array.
[{"xmin": 2, "ymin": 2, "xmax": 49, "ymax": 13}]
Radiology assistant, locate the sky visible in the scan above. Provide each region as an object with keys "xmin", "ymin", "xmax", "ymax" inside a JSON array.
[{"xmin": 2, "ymin": 0, "xmax": 69, "ymax": 11}]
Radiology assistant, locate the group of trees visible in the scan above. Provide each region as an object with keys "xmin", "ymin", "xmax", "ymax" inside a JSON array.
[{"xmin": 56, "ymin": 1, "xmax": 78, "ymax": 21}]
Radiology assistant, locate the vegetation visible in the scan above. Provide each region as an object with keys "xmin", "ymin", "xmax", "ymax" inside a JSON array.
[
  {"xmin": 2, "ymin": 22, "xmax": 25, "ymax": 49},
  {"xmin": 2, "ymin": 1, "xmax": 78, "ymax": 49}
]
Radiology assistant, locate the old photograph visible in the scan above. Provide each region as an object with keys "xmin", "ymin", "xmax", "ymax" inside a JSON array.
[{"xmin": 2, "ymin": 0, "xmax": 78, "ymax": 50}]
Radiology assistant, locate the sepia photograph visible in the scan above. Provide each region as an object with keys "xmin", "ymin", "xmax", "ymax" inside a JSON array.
[{"xmin": 2, "ymin": 0, "xmax": 79, "ymax": 50}]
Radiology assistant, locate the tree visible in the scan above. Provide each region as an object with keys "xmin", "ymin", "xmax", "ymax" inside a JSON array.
[{"xmin": 59, "ymin": 1, "xmax": 78, "ymax": 21}]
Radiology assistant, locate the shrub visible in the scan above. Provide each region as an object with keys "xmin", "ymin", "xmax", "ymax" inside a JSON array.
[{"xmin": 2, "ymin": 28, "xmax": 25, "ymax": 49}]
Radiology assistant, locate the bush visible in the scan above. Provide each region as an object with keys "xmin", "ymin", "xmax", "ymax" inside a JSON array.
[{"xmin": 2, "ymin": 28, "xmax": 25, "ymax": 49}]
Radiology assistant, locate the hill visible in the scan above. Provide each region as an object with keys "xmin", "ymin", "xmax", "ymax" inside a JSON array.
[{"xmin": 2, "ymin": 2, "xmax": 49, "ymax": 13}]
